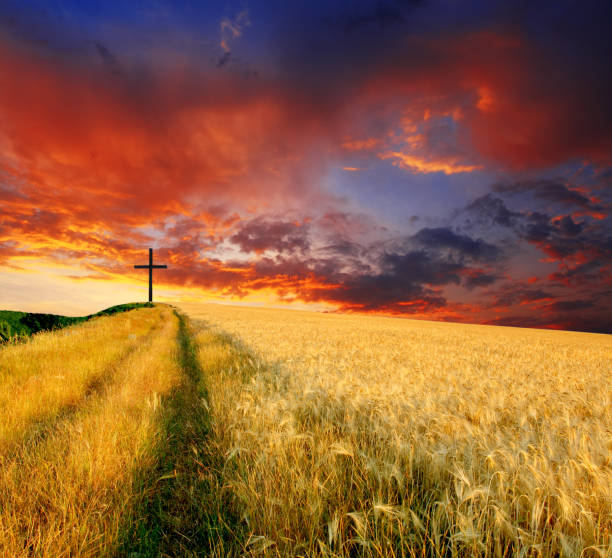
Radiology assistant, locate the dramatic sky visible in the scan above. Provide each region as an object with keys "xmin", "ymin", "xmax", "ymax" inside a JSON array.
[{"xmin": 1, "ymin": 0, "xmax": 611, "ymax": 332}]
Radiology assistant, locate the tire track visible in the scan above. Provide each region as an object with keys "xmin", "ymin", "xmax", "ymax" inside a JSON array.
[{"xmin": 0, "ymin": 317, "xmax": 162, "ymax": 462}]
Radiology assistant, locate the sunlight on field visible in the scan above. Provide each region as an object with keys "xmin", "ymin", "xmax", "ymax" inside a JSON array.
[
  {"xmin": 181, "ymin": 302, "xmax": 612, "ymax": 557},
  {"xmin": 0, "ymin": 306, "xmax": 182, "ymax": 556},
  {"xmin": 1, "ymin": 301, "xmax": 610, "ymax": 556},
  {"xmin": 0, "ymin": 308, "xmax": 157, "ymax": 453}
]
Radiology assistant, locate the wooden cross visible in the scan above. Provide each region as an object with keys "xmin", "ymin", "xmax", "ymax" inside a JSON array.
[{"xmin": 134, "ymin": 248, "xmax": 168, "ymax": 302}]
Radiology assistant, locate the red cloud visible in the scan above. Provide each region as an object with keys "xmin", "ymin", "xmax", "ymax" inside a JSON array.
[
  {"xmin": 338, "ymin": 30, "xmax": 612, "ymax": 171},
  {"xmin": 0, "ymin": 36, "xmax": 331, "ymax": 232}
]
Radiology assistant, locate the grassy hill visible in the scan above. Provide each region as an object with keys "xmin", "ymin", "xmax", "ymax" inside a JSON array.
[
  {"xmin": 0, "ymin": 302, "xmax": 153, "ymax": 341},
  {"xmin": 0, "ymin": 301, "xmax": 610, "ymax": 556}
]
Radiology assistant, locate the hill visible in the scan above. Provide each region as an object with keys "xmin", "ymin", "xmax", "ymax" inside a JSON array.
[{"xmin": 0, "ymin": 302, "xmax": 153, "ymax": 341}]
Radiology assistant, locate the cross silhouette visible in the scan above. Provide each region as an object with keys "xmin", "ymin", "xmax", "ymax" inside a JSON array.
[{"xmin": 134, "ymin": 248, "xmax": 168, "ymax": 302}]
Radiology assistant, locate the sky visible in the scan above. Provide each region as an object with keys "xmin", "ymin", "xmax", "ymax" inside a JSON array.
[{"xmin": 0, "ymin": 0, "xmax": 611, "ymax": 332}]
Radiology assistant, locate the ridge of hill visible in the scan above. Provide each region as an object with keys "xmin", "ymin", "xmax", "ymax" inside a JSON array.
[{"xmin": 0, "ymin": 302, "xmax": 154, "ymax": 341}]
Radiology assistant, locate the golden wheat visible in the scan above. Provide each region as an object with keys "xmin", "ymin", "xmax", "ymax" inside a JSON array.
[
  {"xmin": 0, "ymin": 309, "xmax": 160, "ymax": 454},
  {"xmin": 181, "ymin": 302, "xmax": 612, "ymax": 557}
]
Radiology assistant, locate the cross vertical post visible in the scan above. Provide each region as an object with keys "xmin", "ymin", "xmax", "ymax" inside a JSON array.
[
  {"xmin": 148, "ymin": 248, "xmax": 153, "ymax": 302},
  {"xmin": 133, "ymin": 248, "xmax": 168, "ymax": 303}
]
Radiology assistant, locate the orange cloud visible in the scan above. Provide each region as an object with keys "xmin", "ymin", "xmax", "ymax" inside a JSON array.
[
  {"xmin": 341, "ymin": 138, "xmax": 381, "ymax": 151},
  {"xmin": 220, "ymin": 9, "xmax": 250, "ymax": 53},
  {"xmin": 379, "ymin": 151, "xmax": 482, "ymax": 175}
]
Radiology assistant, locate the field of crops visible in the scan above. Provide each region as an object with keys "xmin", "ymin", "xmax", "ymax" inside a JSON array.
[
  {"xmin": 181, "ymin": 302, "xmax": 612, "ymax": 557},
  {"xmin": 0, "ymin": 305, "xmax": 185, "ymax": 556},
  {"xmin": 1, "ymin": 301, "xmax": 610, "ymax": 556}
]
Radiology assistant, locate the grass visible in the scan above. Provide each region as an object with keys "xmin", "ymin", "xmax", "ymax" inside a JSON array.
[
  {"xmin": 1, "ymin": 300, "xmax": 610, "ymax": 556},
  {"xmin": 118, "ymin": 311, "xmax": 249, "ymax": 557}
]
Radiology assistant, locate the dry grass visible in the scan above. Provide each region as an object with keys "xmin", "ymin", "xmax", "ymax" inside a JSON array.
[
  {"xmin": 0, "ymin": 305, "xmax": 182, "ymax": 557},
  {"xmin": 180, "ymin": 302, "xmax": 612, "ymax": 557}
]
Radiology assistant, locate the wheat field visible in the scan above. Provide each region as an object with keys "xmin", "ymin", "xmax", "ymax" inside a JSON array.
[
  {"xmin": 1, "ymin": 301, "xmax": 610, "ymax": 556},
  {"xmin": 180, "ymin": 302, "xmax": 612, "ymax": 557},
  {"xmin": 0, "ymin": 305, "xmax": 183, "ymax": 556}
]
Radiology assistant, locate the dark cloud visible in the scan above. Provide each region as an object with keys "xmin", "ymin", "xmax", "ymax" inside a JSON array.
[
  {"xmin": 548, "ymin": 260, "xmax": 608, "ymax": 286},
  {"xmin": 464, "ymin": 185, "xmax": 612, "ymax": 262},
  {"xmin": 526, "ymin": 214, "xmax": 612, "ymax": 260},
  {"xmin": 412, "ymin": 227, "xmax": 502, "ymax": 262},
  {"xmin": 460, "ymin": 183, "xmax": 611, "ymax": 332},
  {"xmin": 542, "ymin": 299, "xmax": 595, "ymax": 312},
  {"xmin": 554, "ymin": 215, "xmax": 584, "ymax": 236},
  {"xmin": 485, "ymin": 315, "xmax": 546, "ymax": 329},
  {"xmin": 306, "ymin": 250, "xmax": 452, "ymax": 313},
  {"xmin": 568, "ymin": 317, "xmax": 612, "ymax": 335},
  {"xmin": 236, "ymin": 226, "xmax": 503, "ymax": 312},
  {"xmin": 254, "ymin": 224, "xmax": 507, "ymax": 311},
  {"xmin": 463, "ymin": 270, "xmax": 500, "ymax": 289},
  {"xmin": 229, "ymin": 218, "xmax": 310, "ymax": 254},
  {"xmin": 382, "ymin": 249, "xmax": 463, "ymax": 286},
  {"xmin": 309, "ymin": 226, "xmax": 506, "ymax": 309},
  {"xmin": 485, "ymin": 285, "xmax": 554, "ymax": 308},
  {"xmin": 493, "ymin": 179, "xmax": 604, "ymax": 212},
  {"xmin": 487, "ymin": 313, "xmax": 612, "ymax": 334},
  {"xmin": 523, "ymin": 212, "xmax": 553, "ymax": 242},
  {"xmin": 464, "ymin": 194, "xmax": 520, "ymax": 228}
]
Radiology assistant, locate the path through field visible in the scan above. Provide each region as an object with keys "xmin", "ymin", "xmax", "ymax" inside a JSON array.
[{"xmin": 0, "ymin": 305, "xmax": 252, "ymax": 557}]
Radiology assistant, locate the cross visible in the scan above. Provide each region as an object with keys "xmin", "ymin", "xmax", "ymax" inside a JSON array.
[{"xmin": 134, "ymin": 248, "xmax": 168, "ymax": 302}]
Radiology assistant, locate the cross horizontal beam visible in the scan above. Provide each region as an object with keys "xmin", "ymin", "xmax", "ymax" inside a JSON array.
[{"xmin": 134, "ymin": 265, "xmax": 167, "ymax": 269}]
